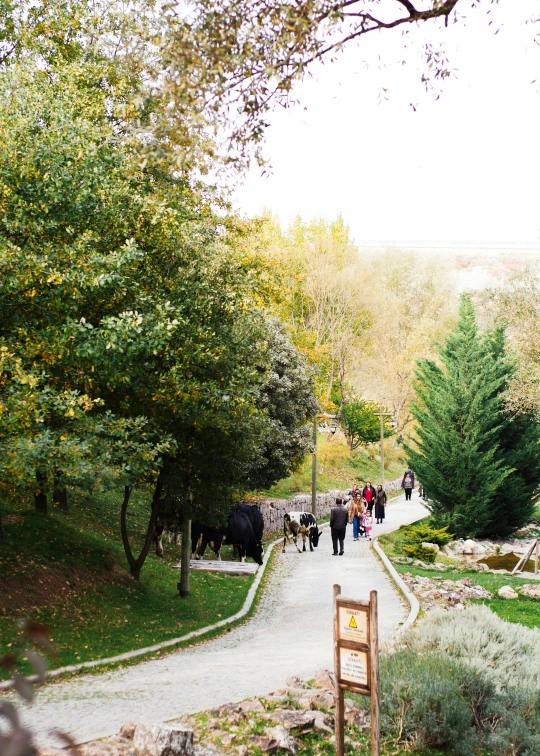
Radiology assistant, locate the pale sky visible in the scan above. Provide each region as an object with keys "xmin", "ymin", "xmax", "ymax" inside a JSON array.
[{"xmin": 233, "ymin": 1, "xmax": 540, "ymax": 245}]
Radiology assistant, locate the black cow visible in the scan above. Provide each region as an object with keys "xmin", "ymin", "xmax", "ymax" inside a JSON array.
[
  {"xmin": 191, "ymin": 509, "xmax": 264, "ymax": 565},
  {"xmin": 283, "ymin": 512, "xmax": 322, "ymax": 553},
  {"xmin": 234, "ymin": 504, "xmax": 264, "ymax": 547},
  {"xmin": 225, "ymin": 509, "xmax": 264, "ymax": 565},
  {"xmin": 191, "ymin": 522, "xmax": 226, "ymax": 560}
]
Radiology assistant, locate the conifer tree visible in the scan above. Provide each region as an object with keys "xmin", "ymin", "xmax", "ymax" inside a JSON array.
[
  {"xmin": 406, "ymin": 295, "xmax": 511, "ymax": 537},
  {"xmin": 484, "ymin": 329, "xmax": 540, "ymax": 537}
]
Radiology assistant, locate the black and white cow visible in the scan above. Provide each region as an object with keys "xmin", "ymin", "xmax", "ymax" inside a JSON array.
[{"xmin": 283, "ymin": 512, "xmax": 323, "ymax": 553}]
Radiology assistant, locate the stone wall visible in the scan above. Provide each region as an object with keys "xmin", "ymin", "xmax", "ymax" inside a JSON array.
[{"xmin": 247, "ymin": 476, "xmax": 404, "ymax": 533}]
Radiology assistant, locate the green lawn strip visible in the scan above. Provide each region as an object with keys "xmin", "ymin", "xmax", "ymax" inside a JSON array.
[
  {"xmin": 0, "ymin": 490, "xmax": 269, "ymax": 681},
  {"xmin": 379, "ymin": 523, "xmax": 540, "ymax": 629}
]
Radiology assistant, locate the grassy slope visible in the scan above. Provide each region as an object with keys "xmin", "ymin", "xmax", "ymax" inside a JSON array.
[
  {"xmin": 0, "ymin": 489, "xmax": 253, "ymax": 679},
  {"xmin": 379, "ymin": 525, "xmax": 540, "ymax": 629},
  {"xmin": 257, "ymin": 434, "xmax": 406, "ymax": 499}
]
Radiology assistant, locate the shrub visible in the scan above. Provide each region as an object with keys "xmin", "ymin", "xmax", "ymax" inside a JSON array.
[
  {"xmin": 403, "ymin": 544, "xmax": 437, "ymax": 563},
  {"xmin": 379, "ymin": 606, "xmax": 540, "ymax": 754},
  {"xmin": 401, "ymin": 522, "xmax": 454, "ymax": 546},
  {"xmin": 380, "ymin": 650, "xmax": 479, "ymax": 755}
]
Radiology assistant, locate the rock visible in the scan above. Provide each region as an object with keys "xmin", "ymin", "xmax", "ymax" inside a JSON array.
[
  {"xmin": 520, "ymin": 584, "xmax": 540, "ymax": 600},
  {"xmin": 462, "ymin": 539, "xmax": 476, "ymax": 555},
  {"xmin": 498, "ymin": 586, "xmax": 519, "ymax": 600},
  {"xmin": 271, "ymin": 711, "xmax": 315, "ymax": 736},
  {"xmin": 236, "ymin": 747, "xmax": 248, "ymax": 756},
  {"xmin": 310, "ymin": 690, "xmax": 335, "ymax": 709},
  {"xmin": 119, "ymin": 723, "xmax": 137, "ymax": 740},
  {"xmin": 264, "ymin": 726, "xmax": 297, "ymax": 754},
  {"xmin": 286, "ymin": 676, "xmax": 305, "ymax": 689},
  {"xmin": 133, "ymin": 723, "xmax": 194, "ymax": 756},
  {"xmin": 247, "ymin": 736, "xmax": 279, "ymax": 754},
  {"xmin": 237, "ymin": 698, "xmax": 265, "ymax": 714},
  {"xmin": 313, "ymin": 671, "xmax": 334, "ymax": 691},
  {"xmin": 218, "ymin": 734, "xmax": 236, "ymax": 747},
  {"xmin": 80, "ymin": 746, "xmax": 122, "ymax": 756},
  {"xmin": 421, "ymin": 542, "xmax": 440, "ymax": 552},
  {"xmin": 305, "ymin": 711, "xmax": 333, "ymax": 733}
]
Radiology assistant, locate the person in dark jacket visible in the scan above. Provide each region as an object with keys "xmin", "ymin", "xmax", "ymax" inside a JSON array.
[
  {"xmin": 401, "ymin": 470, "xmax": 415, "ymax": 501},
  {"xmin": 374, "ymin": 484, "xmax": 387, "ymax": 524},
  {"xmin": 330, "ymin": 497, "xmax": 348, "ymax": 556},
  {"xmin": 362, "ymin": 481, "xmax": 375, "ymax": 513}
]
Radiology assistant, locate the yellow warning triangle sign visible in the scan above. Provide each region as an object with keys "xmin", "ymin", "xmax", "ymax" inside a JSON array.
[{"xmin": 349, "ymin": 615, "xmax": 358, "ymax": 630}]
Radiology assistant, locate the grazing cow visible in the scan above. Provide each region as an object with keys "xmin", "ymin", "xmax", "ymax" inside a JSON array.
[
  {"xmin": 283, "ymin": 512, "xmax": 323, "ymax": 553},
  {"xmin": 191, "ymin": 509, "xmax": 264, "ymax": 565},
  {"xmin": 191, "ymin": 523, "xmax": 226, "ymax": 560},
  {"xmin": 154, "ymin": 512, "xmax": 181, "ymax": 557},
  {"xmin": 225, "ymin": 509, "xmax": 264, "ymax": 565},
  {"xmin": 234, "ymin": 504, "xmax": 264, "ymax": 547}
]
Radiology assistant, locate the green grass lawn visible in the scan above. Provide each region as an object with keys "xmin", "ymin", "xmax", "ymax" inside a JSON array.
[
  {"xmin": 380, "ymin": 523, "xmax": 540, "ymax": 629},
  {"xmin": 0, "ymin": 489, "xmax": 254, "ymax": 679},
  {"xmin": 257, "ymin": 434, "xmax": 406, "ymax": 499}
]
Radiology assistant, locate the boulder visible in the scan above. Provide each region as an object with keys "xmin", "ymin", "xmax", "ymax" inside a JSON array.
[
  {"xmin": 237, "ymin": 698, "xmax": 265, "ymax": 714},
  {"xmin": 310, "ymin": 690, "xmax": 335, "ymax": 709},
  {"xmin": 313, "ymin": 671, "xmax": 335, "ymax": 691},
  {"xmin": 264, "ymin": 726, "xmax": 297, "ymax": 754},
  {"xmin": 462, "ymin": 539, "xmax": 476, "ymax": 555},
  {"xmin": 247, "ymin": 736, "xmax": 279, "ymax": 754},
  {"xmin": 271, "ymin": 711, "xmax": 315, "ymax": 736},
  {"xmin": 305, "ymin": 711, "xmax": 333, "ymax": 734},
  {"xmin": 497, "ymin": 586, "xmax": 519, "ymax": 600},
  {"xmin": 133, "ymin": 723, "xmax": 194, "ymax": 756},
  {"xmin": 119, "ymin": 723, "xmax": 137, "ymax": 740},
  {"xmin": 520, "ymin": 584, "xmax": 540, "ymax": 600},
  {"xmin": 421, "ymin": 542, "xmax": 440, "ymax": 552}
]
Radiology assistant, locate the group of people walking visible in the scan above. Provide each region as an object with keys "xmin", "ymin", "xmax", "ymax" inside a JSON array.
[
  {"xmin": 329, "ymin": 481, "xmax": 387, "ymax": 556},
  {"xmin": 329, "ymin": 469, "xmax": 416, "ymax": 556}
]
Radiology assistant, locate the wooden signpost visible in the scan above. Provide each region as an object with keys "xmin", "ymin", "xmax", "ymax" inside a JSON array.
[{"xmin": 333, "ymin": 584, "xmax": 379, "ymax": 756}]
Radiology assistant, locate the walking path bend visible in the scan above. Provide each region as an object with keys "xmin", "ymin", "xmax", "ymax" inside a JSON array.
[{"xmin": 13, "ymin": 494, "xmax": 428, "ymax": 747}]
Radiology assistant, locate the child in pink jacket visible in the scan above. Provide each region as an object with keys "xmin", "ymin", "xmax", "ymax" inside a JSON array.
[{"xmin": 363, "ymin": 512, "xmax": 373, "ymax": 540}]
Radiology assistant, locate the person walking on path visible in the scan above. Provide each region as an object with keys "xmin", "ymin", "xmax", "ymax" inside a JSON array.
[
  {"xmin": 374, "ymin": 484, "xmax": 387, "ymax": 524},
  {"xmin": 362, "ymin": 481, "xmax": 375, "ymax": 513},
  {"xmin": 362, "ymin": 510, "xmax": 374, "ymax": 540},
  {"xmin": 348, "ymin": 494, "xmax": 366, "ymax": 541},
  {"xmin": 401, "ymin": 470, "xmax": 415, "ymax": 501},
  {"xmin": 330, "ymin": 497, "xmax": 348, "ymax": 555}
]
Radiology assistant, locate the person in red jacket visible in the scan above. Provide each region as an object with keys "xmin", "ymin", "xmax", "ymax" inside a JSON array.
[{"xmin": 362, "ymin": 481, "xmax": 375, "ymax": 513}]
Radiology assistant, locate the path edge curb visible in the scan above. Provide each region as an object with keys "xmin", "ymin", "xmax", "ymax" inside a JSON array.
[
  {"xmin": 0, "ymin": 533, "xmax": 286, "ymax": 692},
  {"xmin": 372, "ymin": 536, "xmax": 420, "ymax": 640}
]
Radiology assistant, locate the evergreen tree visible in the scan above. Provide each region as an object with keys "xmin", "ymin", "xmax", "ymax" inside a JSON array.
[
  {"xmin": 406, "ymin": 295, "xmax": 511, "ymax": 538},
  {"xmin": 484, "ymin": 329, "xmax": 540, "ymax": 537}
]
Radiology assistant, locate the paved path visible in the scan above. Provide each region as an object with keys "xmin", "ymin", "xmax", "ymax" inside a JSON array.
[{"xmin": 13, "ymin": 495, "xmax": 428, "ymax": 748}]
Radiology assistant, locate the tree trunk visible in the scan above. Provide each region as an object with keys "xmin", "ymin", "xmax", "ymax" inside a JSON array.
[
  {"xmin": 121, "ymin": 475, "xmax": 163, "ymax": 581},
  {"xmin": 179, "ymin": 512, "xmax": 191, "ymax": 598},
  {"xmin": 0, "ymin": 511, "xmax": 3, "ymax": 545},
  {"xmin": 35, "ymin": 469, "xmax": 48, "ymax": 513},
  {"xmin": 53, "ymin": 474, "xmax": 68, "ymax": 511}
]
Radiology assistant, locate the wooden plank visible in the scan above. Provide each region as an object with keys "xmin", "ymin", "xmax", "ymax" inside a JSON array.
[{"xmin": 174, "ymin": 560, "xmax": 259, "ymax": 576}]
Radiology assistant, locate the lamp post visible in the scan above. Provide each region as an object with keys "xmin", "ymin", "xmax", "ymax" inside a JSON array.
[
  {"xmin": 312, "ymin": 412, "xmax": 337, "ymax": 516},
  {"xmin": 376, "ymin": 407, "xmax": 393, "ymax": 488}
]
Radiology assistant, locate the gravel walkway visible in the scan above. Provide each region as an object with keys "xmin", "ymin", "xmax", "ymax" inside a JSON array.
[{"xmin": 13, "ymin": 494, "xmax": 428, "ymax": 748}]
